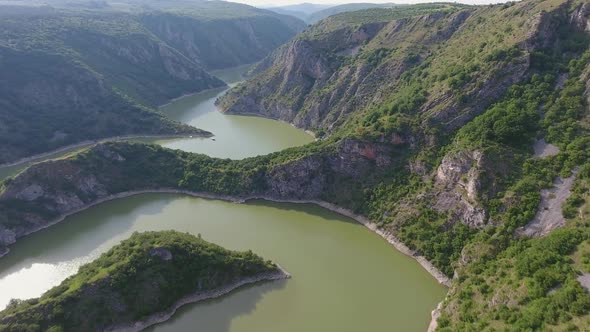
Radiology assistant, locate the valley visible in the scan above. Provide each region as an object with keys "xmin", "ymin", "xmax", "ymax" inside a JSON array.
[
  {"xmin": 0, "ymin": 0, "xmax": 590, "ymax": 331},
  {"xmin": 0, "ymin": 1, "xmax": 304, "ymax": 165}
]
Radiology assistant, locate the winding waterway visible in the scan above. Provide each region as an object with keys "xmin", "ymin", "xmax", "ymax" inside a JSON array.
[{"xmin": 0, "ymin": 66, "xmax": 446, "ymax": 331}]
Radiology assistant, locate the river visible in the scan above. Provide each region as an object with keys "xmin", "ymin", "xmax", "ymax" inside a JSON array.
[{"xmin": 0, "ymin": 65, "xmax": 446, "ymax": 331}]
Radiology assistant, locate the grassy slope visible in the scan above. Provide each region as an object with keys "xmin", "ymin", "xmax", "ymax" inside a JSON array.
[{"xmin": 0, "ymin": 231, "xmax": 279, "ymax": 332}]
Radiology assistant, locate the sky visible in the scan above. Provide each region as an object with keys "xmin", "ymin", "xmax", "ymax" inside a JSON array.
[{"xmin": 230, "ymin": 0, "xmax": 506, "ymax": 7}]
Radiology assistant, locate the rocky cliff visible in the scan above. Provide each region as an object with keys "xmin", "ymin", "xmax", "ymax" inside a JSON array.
[
  {"xmin": 140, "ymin": 6, "xmax": 305, "ymax": 70},
  {"xmin": 217, "ymin": 1, "xmax": 571, "ymax": 137}
]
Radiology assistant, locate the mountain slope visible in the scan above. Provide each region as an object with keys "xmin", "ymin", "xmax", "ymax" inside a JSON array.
[
  {"xmin": 140, "ymin": 6, "xmax": 305, "ymax": 70},
  {"xmin": 0, "ymin": 2, "xmax": 304, "ymax": 165},
  {"xmin": 217, "ymin": 1, "xmax": 569, "ymax": 138}
]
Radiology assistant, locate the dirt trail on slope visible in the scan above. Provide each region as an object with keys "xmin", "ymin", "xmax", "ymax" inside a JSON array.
[{"xmin": 519, "ymin": 170, "xmax": 578, "ymax": 237}]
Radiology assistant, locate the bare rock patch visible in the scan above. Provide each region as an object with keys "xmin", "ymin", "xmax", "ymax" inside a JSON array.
[{"xmin": 518, "ymin": 171, "xmax": 578, "ymax": 237}]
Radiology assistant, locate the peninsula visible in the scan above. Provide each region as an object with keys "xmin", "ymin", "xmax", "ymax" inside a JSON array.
[{"xmin": 0, "ymin": 231, "xmax": 289, "ymax": 332}]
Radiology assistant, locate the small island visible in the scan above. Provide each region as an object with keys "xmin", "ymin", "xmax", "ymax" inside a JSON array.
[{"xmin": 0, "ymin": 231, "xmax": 289, "ymax": 332}]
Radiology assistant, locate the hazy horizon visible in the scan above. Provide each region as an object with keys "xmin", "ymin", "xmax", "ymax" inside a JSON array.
[{"xmin": 231, "ymin": 0, "xmax": 510, "ymax": 7}]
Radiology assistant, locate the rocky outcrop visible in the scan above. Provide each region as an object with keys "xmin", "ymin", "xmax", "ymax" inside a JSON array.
[
  {"xmin": 570, "ymin": 2, "xmax": 590, "ymax": 32},
  {"xmin": 433, "ymin": 150, "xmax": 490, "ymax": 228},
  {"xmin": 533, "ymin": 138, "xmax": 560, "ymax": 158},
  {"xmin": 262, "ymin": 138, "xmax": 394, "ymax": 200}
]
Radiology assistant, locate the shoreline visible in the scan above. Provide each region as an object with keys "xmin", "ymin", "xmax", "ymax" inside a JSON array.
[
  {"xmin": 0, "ymin": 189, "xmax": 450, "ymax": 287},
  {"xmin": 1, "ymin": 76, "xmax": 256, "ymax": 171},
  {"xmin": 219, "ymin": 109, "xmax": 317, "ymax": 139},
  {"xmin": 159, "ymin": 62, "xmax": 255, "ymax": 109},
  {"xmin": 0, "ymin": 190, "xmax": 449, "ymax": 331},
  {"xmin": 105, "ymin": 266, "xmax": 290, "ymax": 332},
  {"xmin": 158, "ymin": 84, "xmax": 229, "ymax": 109},
  {"xmin": 241, "ymin": 196, "xmax": 451, "ymax": 287},
  {"xmin": 427, "ymin": 301, "xmax": 444, "ymax": 332},
  {"xmin": 0, "ymin": 133, "xmax": 211, "ymax": 171}
]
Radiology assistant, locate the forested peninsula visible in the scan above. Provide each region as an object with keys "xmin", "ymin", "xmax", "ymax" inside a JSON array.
[{"xmin": 0, "ymin": 231, "xmax": 288, "ymax": 332}]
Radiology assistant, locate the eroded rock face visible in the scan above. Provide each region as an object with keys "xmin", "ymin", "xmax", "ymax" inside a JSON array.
[
  {"xmin": 0, "ymin": 146, "xmax": 120, "ymax": 243},
  {"xmin": 436, "ymin": 150, "xmax": 484, "ymax": 201},
  {"xmin": 265, "ymin": 139, "xmax": 394, "ymax": 200},
  {"xmin": 517, "ymin": 170, "xmax": 578, "ymax": 237},
  {"xmin": 216, "ymin": 19, "xmax": 400, "ymax": 130},
  {"xmin": 267, "ymin": 155, "xmax": 327, "ymax": 199},
  {"xmin": 434, "ymin": 150, "xmax": 488, "ymax": 228},
  {"xmin": 570, "ymin": 2, "xmax": 590, "ymax": 32},
  {"xmin": 336, "ymin": 139, "xmax": 393, "ymax": 171}
]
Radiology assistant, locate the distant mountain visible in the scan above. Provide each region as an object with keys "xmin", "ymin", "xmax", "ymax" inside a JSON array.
[
  {"xmin": 268, "ymin": 2, "xmax": 333, "ymax": 15},
  {"xmin": 266, "ymin": 2, "xmax": 332, "ymax": 22},
  {"xmin": 308, "ymin": 2, "xmax": 396, "ymax": 23},
  {"xmin": 267, "ymin": 2, "xmax": 397, "ymax": 23}
]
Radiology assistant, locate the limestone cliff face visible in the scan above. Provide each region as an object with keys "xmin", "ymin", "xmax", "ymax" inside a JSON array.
[
  {"xmin": 140, "ymin": 12, "xmax": 305, "ymax": 70},
  {"xmin": 262, "ymin": 139, "xmax": 394, "ymax": 200},
  {"xmin": 570, "ymin": 2, "xmax": 590, "ymax": 32},
  {"xmin": 217, "ymin": 12, "xmax": 471, "ymax": 131},
  {"xmin": 0, "ymin": 145, "xmax": 156, "ymax": 251},
  {"xmin": 432, "ymin": 150, "xmax": 490, "ymax": 228},
  {"xmin": 217, "ymin": 2, "xmax": 579, "ymax": 136}
]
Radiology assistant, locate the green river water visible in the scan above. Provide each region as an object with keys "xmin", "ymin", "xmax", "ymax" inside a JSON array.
[{"xmin": 0, "ymin": 65, "xmax": 446, "ymax": 331}]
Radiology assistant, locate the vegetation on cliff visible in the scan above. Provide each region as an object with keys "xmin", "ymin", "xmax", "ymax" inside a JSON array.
[{"xmin": 0, "ymin": 231, "xmax": 282, "ymax": 332}]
